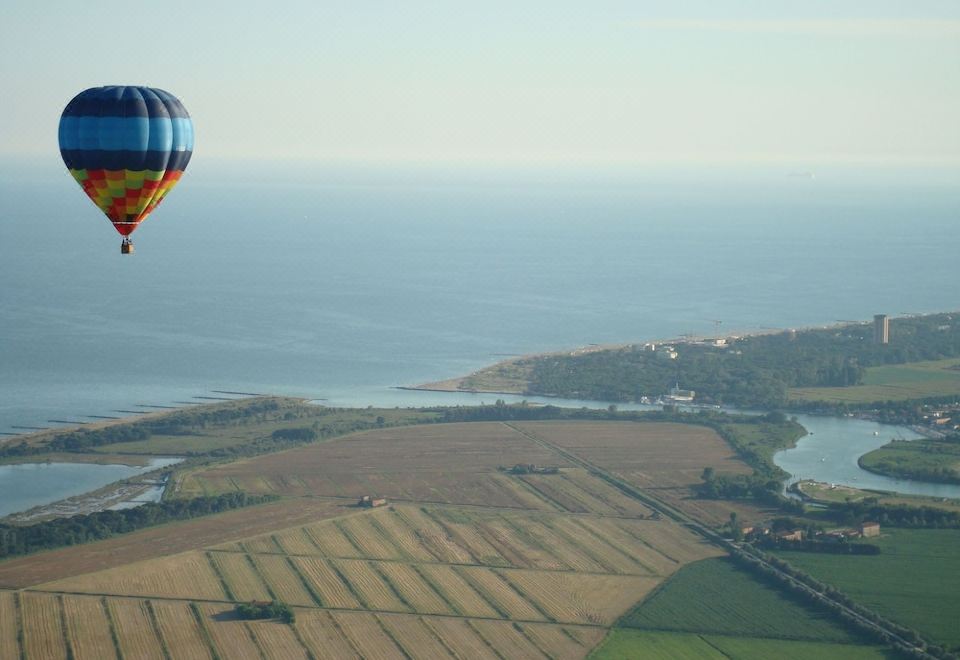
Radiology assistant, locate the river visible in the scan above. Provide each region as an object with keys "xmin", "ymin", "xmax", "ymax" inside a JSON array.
[{"xmin": 775, "ymin": 414, "xmax": 960, "ymax": 499}]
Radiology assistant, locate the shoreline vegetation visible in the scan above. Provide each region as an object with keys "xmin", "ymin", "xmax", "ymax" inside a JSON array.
[{"xmin": 411, "ymin": 311, "xmax": 960, "ymax": 412}]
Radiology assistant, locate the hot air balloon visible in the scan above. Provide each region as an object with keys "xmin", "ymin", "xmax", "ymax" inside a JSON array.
[{"xmin": 58, "ymin": 86, "xmax": 194, "ymax": 254}]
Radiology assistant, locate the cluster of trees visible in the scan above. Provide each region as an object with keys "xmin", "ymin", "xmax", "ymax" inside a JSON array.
[
  {"xmin": 235, "ymin": 600, "xmax": 294, "ymax": 624},
  {"xmin": 521, "ymin": 313, "xmax": 960, "ymax": 408},
  {"xmin": 271, "ymin": 427, "xmax": 318, "ymax": 442},
  {"xmin": 756, "ymin": 536, "xmax": 881, "ymax": 555},
  {"xmin": 729, "ymin": 547, "xmax": 952, "ymax": 658},
  {"xmin": 698, "ymin": 469, "xmax": 783, "ymax": 504},
  {"xmin": 0, "ymin": 492, "xmax": 276, "ymax": 559}
]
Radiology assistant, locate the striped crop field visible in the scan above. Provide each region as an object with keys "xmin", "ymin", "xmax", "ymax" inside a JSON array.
[
  {"xmin": 337, "ymin": 515, "xmax": 405, "ymax": 561},
  {"xmin": 469, "ymin": 618, "xmax": 551, "ymax": 658},
  {"xmin": 150, "ymin": 600, "xmax": 214, "ymax": 660},
  {"xmin": 210, "ymin": 552, "xmax": 272, "ymax": 602},
  {"xmin": 242, "ymin": 535, "xmax": 284, "ymax": 554},
  {"xmin": 0, "ymin": 591, "xmax": 20, "ymax": 660},
  {"xmin": 558, "ymin": 469, "xmax": 654, "ymax": 517},
  {"xmin": 425, "ymin": 509, "xmax": 508, "ymax": 565},
  {"xmin": 38, "ymin": 551, "xmax": 227, "ymax": 601},
  {"xmin": 512, "ymin": 518, "xmax": 608, "ymax": 573},
  {"xmin": 370, "ymin": 509, "xmax": 440, "ymax": 562},
  {"xmin": 456, "ymin": 566, "xmax": 548, "ymax": 621},
  {"xmin": 330, "ymin": 610, "xmax": 406, "ymax": 658},
  {"xmin": 502, "ymin": 570, "xmax": 659, "ymax": 625},
  {"xmin": 375, "ymin": 561, "xmax": 456, "ymax": 615},
  {"xmin": 11, "ymin": 597, "xmax": 615, "ymax": 660},
  {"xmin": 290, "ymin": 557, "xmax": 362, "ymax": 609},
  {"xmin": 107, "ymin": 599, "xmax": 165, "ymax": 660},
  {"xmin": 523, "ymin": 621, "xmax": 605, "ymax": 658},
  {"xmin": 423, "ymin": 617, "xmax": 501, "ymax": 660},
  {"xmin": 20, "ymin": 592, "xmax": 67, "ymax": 660},
  {"xmin": 392, "ymin": 507, "xmax": 476, "ymax": 564},
  {"xmin": 378, "ymin": 612, "xmax": 456, "ymax": 658},
  {"xmin": 294, "ymin": 610, "xmax": 361, "ymax": 659},
  {"xmin": 246, "ymin": 619, "xmax": 310, "ymax": 660},
  {"xmin": 62, "ymin": 595, "xmax": 118, "ymax": 660},
  {"xmin": 331, "ymin": 558, "xmax": 413, "ymax": 612},
  {"xmin": 547, "ymin": 517, "xmax": 650, "ymax": 574},
  {"xmin": 303, "ymin": 517, "xmax": 364, "ymax": 557},
  {"xmin": 415, "ymin": 563, "xmax": 502, "ymax": 618},
  {"xmin": 195, "ymin": 603, "xmax": 263, "ymax": 659},
  {"xmin": 272, "ymin": 527, "xmax": 321, "ymax": 555},
  {"xmin": 250, "ymin": 554, "xmax": 318, "ymax": 607}
]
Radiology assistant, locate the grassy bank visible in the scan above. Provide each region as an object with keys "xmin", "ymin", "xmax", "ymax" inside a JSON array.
[{"xmin": 858, "ymin": 438, "xmax": 960, "ymax": 484}]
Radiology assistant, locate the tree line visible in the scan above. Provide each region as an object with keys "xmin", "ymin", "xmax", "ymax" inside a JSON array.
[{"xmin": 0, "ymin": 492, "xmax": 276, "ymax": 559}]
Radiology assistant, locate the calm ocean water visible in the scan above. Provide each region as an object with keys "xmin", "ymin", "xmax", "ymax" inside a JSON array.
[{"xmin": 1, "ymin": 158, "xmax": 958, "ymax": 430}]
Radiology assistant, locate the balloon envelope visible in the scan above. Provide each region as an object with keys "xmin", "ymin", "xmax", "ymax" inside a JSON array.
[{"xmin": 58, "ymin": 86, "xmax": 193, "ymax": 236}]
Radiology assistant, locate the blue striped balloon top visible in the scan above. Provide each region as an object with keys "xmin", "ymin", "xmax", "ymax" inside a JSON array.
[{"xmin": 59, "ymin": 86, "xmax": 193, "ymax": 171}]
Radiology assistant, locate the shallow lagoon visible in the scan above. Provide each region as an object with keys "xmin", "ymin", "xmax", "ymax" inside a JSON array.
[{"xmin": 0, "ymin": 457, "xmax": 182, "ymax": 518}]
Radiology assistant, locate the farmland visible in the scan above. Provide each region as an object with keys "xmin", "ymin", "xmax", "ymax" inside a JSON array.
[
  {"xmin": 511, "ymin": 421, "xmax": 777, "ymax": 526},
  {"xmin": 591, "ymin": 630, "xmax": 896, "ymax": 660},
  {"xmin": 178, "ymin": 422, "xmax": 579, "ymax": 507},
  {"xmin": 0, "ymin": 497, "xmax": 345, "ymax": 589},
  {"xmin": 789, "ymin": 357, "xmax": 960, "ymax": 403},
  {"xmin": 0, "ymin": 414, "xmax": 917, "ymax": 658},
  {"xmin": 772, "ymin": 528, "xmax": 960, "ymax": 649},
  {"xmin": 588, "ymin": 557, "xmax": 898, "ymax": 659},
  {"xmin": 3, "ymin": 499, "xmax": 701, "ymax": 658},
  {"xmin": 620, "ymin": 558, "xmax": 861, "ymax": 642}
]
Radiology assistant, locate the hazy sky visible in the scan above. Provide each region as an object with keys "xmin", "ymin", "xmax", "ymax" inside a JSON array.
[{"xmin": 1, "ymin": 1, "xmax": 958, "ymax": 165}]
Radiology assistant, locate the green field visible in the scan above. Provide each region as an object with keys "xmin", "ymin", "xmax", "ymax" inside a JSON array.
[
  {"xmin": 773, "ymin": 528, "xmax": 960, "ymax": 649},
  {"xmin": 590, "ymin": 630, "xmax": 894, "ymax": 660},
  {"xmin": 859, "ymin": 438, "xmax": 960, "ymax": 484},
  {"xmin": 790, "ymin": 357, "xmax": 960, "ymax": 403},
  {"xmin": 620, "ymin": 558, "xmax": 860, "ymax": 642}
]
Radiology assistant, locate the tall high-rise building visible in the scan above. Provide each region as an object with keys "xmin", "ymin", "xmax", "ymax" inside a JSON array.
[{"xmin": 874, "ymin": 314, "xmax": 889, "ymax": 345}]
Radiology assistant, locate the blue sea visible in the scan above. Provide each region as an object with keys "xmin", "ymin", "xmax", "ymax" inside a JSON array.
[{"xmin": 1, "ymin": 158, "xmax": 958, "ymax": 430}]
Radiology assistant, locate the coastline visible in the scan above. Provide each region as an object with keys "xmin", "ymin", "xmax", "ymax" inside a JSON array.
[{"xmin": 407, "ymin": 324, "xmax": 799, "ymax": 395}]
